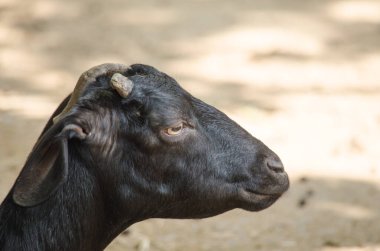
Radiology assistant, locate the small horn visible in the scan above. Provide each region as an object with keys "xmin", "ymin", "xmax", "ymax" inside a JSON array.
[
  {"xmin": 110, "ymin": 73, "xmax": 134, "ymax": 98},
  {"xmin": 53, "ymin": 63, "xmax": 130, "ymax": 123}
]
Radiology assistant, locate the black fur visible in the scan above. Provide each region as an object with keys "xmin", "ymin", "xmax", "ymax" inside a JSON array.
[{"xmin": 0, "ymin": 64, "xmax": 289, "ymax": 250}]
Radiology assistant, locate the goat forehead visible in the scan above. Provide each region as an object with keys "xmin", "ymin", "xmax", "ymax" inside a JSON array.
[
  {"xmin": 130, "ymin": 73, "xmax": 191, "ymax": 107},
  {"xmin": 127, "ymin": 67, "xmax": 182, "ymax": 92}
]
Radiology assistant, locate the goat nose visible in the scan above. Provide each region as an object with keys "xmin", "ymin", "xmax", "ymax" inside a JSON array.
[{"xmin": 265, "ymin": 156, "xmax": 284, "ymax": 173}]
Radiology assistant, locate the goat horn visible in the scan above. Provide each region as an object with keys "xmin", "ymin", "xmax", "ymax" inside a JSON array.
[
  {"xmin": 53, "ymin": 63, "xmax": 130, "ymax": 123},
  {"xmin": 110, "ymin": 73, "xmax": 134, "ymax": 98}
]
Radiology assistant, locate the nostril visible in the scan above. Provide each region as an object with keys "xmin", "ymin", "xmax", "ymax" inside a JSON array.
[{"xmin": 266, "ymin": 157, "xmax": 284, "ymax": 173}]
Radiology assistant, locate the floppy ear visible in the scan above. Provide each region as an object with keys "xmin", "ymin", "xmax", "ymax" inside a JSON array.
[{"xmin": 12, "ymin": 124, "xmax": 87, "ymax": 207}]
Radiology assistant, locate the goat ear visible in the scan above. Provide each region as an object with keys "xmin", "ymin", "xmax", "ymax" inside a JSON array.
[{"xmin": 12, "ymin": 124, "xmax": 86, "ymax": 207}]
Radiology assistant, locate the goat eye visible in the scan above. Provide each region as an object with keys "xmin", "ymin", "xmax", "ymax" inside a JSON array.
[{"xmin": 164, "ymin": 123, "xmax": 184, "ymax": 136}]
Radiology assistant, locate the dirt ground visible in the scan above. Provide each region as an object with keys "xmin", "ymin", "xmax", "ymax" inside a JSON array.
[{"xmin": 0, "ymin": 0, "xmax": 380, "ymax": 250}]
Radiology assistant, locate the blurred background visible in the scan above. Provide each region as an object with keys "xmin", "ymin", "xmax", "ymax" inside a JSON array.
[{"xmin": 0, "ymin": 0, "xmax": 379, "ymax": 250}]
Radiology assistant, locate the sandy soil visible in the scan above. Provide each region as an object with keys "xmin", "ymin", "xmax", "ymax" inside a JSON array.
[{"xmin": 0, "ymin": 0, "xmax": 379, "ymax": 250}]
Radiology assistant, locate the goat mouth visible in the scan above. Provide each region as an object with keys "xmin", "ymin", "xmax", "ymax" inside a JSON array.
[
  {"xmin": 243, "ymin": 188, "xmax": 283, "ymax": 198},
  {"xmin": 237, "ymin": 188, "xmax": 283, "ymax": 211}
]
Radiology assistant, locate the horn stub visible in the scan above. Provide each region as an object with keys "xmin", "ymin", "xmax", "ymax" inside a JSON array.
[
  {"xmin": 110, "ymin": 73, "xmax": 134, "ymax": 98},
  {"xmin": 53, "ymin": 63, "xmax": 130, "ymax": 123}
]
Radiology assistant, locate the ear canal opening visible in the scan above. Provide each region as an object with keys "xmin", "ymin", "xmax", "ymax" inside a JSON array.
[{"xmin": 61, "ymin": 124, "xmax": 87, "ymax": 140}]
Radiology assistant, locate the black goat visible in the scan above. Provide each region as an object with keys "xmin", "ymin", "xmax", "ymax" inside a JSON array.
[{"xmin": 0, "ymin": 64, "xmax": 289, "ymax": 250}]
